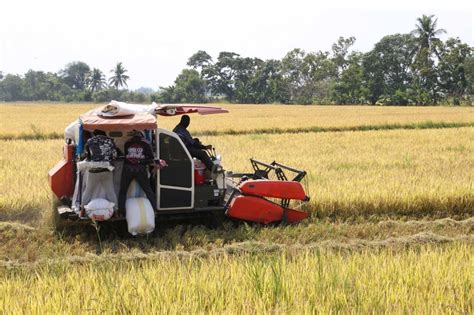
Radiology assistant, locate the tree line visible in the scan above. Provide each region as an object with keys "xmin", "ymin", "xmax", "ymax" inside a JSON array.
[
  {"xmin": 0, "ymin": 61, "xmax": 141, "ymax": 103},
  {"xmin": 1, "ymin": 15, "xmax": 472, "ymax": 105},
  {"xmin": 162, "ymin": 15, "xmax": 473, "ymax": 105}
]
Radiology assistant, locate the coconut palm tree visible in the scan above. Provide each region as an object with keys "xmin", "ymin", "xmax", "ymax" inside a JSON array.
[
  {"xmin": 87, "ymin": 68, "xmax": 106, "ymax": 93},
  {"xmin": 109, "ymin": 62, "xmax": 130, "ymax": 89},
  {"xmin": 411, "ymin": 15, "xmax": 446, "ymax": 61},
  {"xmin": 411, "ymin": 15, "xmax": 447, "ymax": 104}
]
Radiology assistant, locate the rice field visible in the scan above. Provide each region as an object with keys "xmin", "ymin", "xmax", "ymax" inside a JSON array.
[
  {"xmin": 1, "ymin": 102, "xmax": 473, "ymax": 138},
  {"xmin": 1, "ymin": 128, "xmax": 472, "ymax": 222},
  {"xmin": 0, "ymin": 244, "xmax": 472, "ymax": 314},
  {"xmin": 0, "ymin": 102, "xmax": 473, "ymax": 313}
]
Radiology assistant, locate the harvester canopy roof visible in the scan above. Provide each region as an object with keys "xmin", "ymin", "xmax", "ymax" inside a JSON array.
[
  {"xmin": 155, "ymin": 104, "xmax": 228, "ymax": 116},
  {"xmin": 80, "ymin": 113, "xmax": 157, "ymax": 131},
  {"xmin": 96, "ymin": 101, "xmax": 228, "ymax": 117}
]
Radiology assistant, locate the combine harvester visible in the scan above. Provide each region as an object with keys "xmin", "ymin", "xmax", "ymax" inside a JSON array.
[{"xmin": 49, "ymin": 101, "xmax": 310, "ymax": 234}]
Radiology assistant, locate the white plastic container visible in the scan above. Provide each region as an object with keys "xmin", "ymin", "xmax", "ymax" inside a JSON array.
[{"xmin": 125, "ymin": 197, "xmax": 155, "ymax": 235}]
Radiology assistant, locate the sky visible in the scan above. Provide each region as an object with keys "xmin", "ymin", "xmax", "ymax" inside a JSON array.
[{"xmin": 0, "ymin": 0, "xmax": 472, "ymax": 90}]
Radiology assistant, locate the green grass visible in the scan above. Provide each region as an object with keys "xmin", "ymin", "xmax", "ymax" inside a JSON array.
[
  {"xmin": 1, "ymin": 217, "xmax": 472, "ymax": 264},
  {"xmin": 1, "ymin": 120, "xmax": 473, "ymax": 140},
  {"xmin": 195, "ymin": 120, "xmax": 474, "ymax": 136}
]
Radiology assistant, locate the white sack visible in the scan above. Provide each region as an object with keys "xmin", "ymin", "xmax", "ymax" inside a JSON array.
[
  {"xmin": 64, "ymin": 119, "xmax": 80, "ymax": 142},
  {"xmin": 85, "ymin": 198, "xmax": 115, "ymax": 221},
  {"xmin": 99, "ymin": 100, "xmax": 157, "ymax": 117},
  {"xmin": 127, "ymin": 179, "xmax": 145, "ymax": 198},
  {"xmin": 126, "ymin": 197, "xmax": 155, "ymax": 235},
  {"xmin": 72, "ymin": 170, "xmax": 88, "ymax": 213}
]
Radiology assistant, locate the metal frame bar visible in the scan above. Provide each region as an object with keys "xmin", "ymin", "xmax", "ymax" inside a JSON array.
[
  {"xmin": 250, "ymin": 158, "xmax": 306, "ymax": 182},
  {"xmin": 271, "ymin": 161, "xmax": 307, "ymax": 182}
]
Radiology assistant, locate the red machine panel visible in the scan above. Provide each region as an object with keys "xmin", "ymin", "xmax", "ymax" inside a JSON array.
[
  {"xmin": 239, "ymin": 180, "xmax": 307, "ymax": 201},
  {"xmin": 285, "ymin": 208, "xmax": 310, "ymax": 223},
  {"xmin": 48, "ymin": 144, "xmax": 75, "ymax": 199},
  {"xmin": 226, "ymin": 195, "xmax": 284, "ymax": 224},
  {"xmin": 226, "ymin": 195, "xmax": 309, "ymax": 224},
  {"xmin": 48, "ymin": 160, "xmax": 74, "ymax": 199}
]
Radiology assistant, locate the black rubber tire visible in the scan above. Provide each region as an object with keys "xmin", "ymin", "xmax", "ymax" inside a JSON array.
[{"xmin": 208, "ymin": 210, "xmax": 227, "ymax": 228}]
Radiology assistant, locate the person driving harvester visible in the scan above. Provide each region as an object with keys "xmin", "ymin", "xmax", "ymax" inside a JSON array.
[{"xmin": 173, "ymin": 115, "xmax": 214, "ymax": 171}]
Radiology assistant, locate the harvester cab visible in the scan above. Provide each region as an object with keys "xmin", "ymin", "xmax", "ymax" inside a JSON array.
[{"xmin": 48, "ymin": 101, "xmax": 310, "ymax": 234}]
